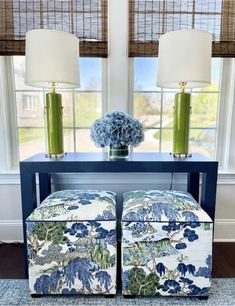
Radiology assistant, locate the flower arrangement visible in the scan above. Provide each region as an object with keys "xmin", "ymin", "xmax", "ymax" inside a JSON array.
[{"xmin": 90, "ymin": 111, "xmax": 144, "ymax": 149}]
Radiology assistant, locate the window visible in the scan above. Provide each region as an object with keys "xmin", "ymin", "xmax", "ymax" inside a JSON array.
[
  {"xmin": 0, "ymin": 1, "xmax": 235, "ymax": 173},
  {"xmin": 133, "ymin": 58, "xmax": 221, "ymax": 158},
  {"xmin": 0, "ymin": 0, "xmax": 108, "ymax": 57},
  {"xmin": 129, "ymin": 0, "xmax": 235, "ymax": 58},
  {"xmin": 13, "ymin": 56, "xmax": 105, "ymax": 160}
]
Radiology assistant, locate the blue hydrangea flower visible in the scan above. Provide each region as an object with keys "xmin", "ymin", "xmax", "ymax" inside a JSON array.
[{"xmin": 90, "ymin": 111, "xmax": 144, "ymax": 148}]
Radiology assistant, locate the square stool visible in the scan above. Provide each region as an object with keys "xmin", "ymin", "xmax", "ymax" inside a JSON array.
[
  {"xmin": 121, "ymin": 190, "xmax": 213, "ymax": 297},
  {"xmin": 26, "ymin": 190, "xmax": 117, "ymax": 295}
]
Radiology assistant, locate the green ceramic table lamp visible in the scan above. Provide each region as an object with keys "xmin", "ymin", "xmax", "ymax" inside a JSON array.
[
  {"xmin": 25, "ymin": 29, "xmax": 80, "ymax": 158},
  {"xmin": 157, "ymin": 29, "xmax": 212, "ymax": 157}
]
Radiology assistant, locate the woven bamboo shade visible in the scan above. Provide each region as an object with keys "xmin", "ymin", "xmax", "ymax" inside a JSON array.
[
  {"xmin": 129, "ymin": 0, "xmax": 235, "ymax": 57},
  {"xmin": 0, "ymin": 0, "xmax": 107, "ymax": 57}
]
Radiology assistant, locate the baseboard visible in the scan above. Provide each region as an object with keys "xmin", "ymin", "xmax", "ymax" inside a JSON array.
[
  {"xmin": 0, "ymin": 220, "xmax": 23, "ymax": 242},
  {"xmin": 214, "ymin": 219, "xmax": 235, "ymax": 242},
  {"xmin": 1, "ymin": 219, "xmax": 235, "ymax": 243}
]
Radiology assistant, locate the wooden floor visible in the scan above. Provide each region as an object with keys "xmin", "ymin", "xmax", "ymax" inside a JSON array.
[
  {"xmin": 0, "ymin": 242, "xmax": 235, "ymax": 279},
  {"xmin": 213, "ymin": 242, "xmax": 235, "ymax": 277}
]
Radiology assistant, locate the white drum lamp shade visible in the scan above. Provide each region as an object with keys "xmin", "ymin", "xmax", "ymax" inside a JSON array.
[
  {"xmin": 157, "ymin": 29, "xmax": 212, "ymax": 156},
  {"xmin": 25, "ymin": 29, "xmax": 80, "ymax": 157},
  {"xmin": 25, "ymin": 29, "xmax": 80, "ymax": 89},
  {"xmin": 157, "ymin": 29, "xmax": 212, "ymax": 89}
]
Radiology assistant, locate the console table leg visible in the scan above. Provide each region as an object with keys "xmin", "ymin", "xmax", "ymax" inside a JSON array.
[
  {"xmin": 187, "ymin": 173, "xmax": 200, "ymax": 202},
  {"xmin": 20, "ymin": 165, "xmax": 37, "ymax": 278},
  {"xmin": 201, "ymin": 168, "xmax": 218, "ymax": 222},
  {"xmin": 39, "ymin": 173, "xmax": 51, "ymax": 203}
]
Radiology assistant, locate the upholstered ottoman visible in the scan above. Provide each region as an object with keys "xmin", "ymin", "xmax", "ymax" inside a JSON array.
[
  {"xmin": 26, "ymin": 190, "xmax": 117, "ymax": 295},
  {"xmin": 122, "ymin": 190, "xmax": 213, "ymax": 297}
]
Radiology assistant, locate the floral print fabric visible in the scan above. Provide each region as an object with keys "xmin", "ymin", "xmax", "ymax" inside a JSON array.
[
  {"xmin": 122, "ymin": 190, "xmax": 211, "ymax": 222},
  {"xmin": 122, "ymin": 190, "xmax": 213, "ymax": 296},
  {"xmin": 27, "ymin": 190, "xmax": 116, "ymax": 222},
  {"xmin": 26, "ymin": 190, "xmax": 117, "ymax": 295}
]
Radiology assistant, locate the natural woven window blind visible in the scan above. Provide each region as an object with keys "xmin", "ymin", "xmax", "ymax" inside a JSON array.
[
  {"xmin": 129, "ymin": 0, "xmax": 235, "ymax": 57},
  {"xmin": 0, "ymin": 0, "xmax": 107, "ymax": 57}
]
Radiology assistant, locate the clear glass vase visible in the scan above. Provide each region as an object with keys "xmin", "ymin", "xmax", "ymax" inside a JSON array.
[{"xmin": 108, "ymin": 145, "xmax": 129, "ymax": 159}]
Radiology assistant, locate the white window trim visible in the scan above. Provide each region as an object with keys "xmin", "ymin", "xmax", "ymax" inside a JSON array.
[
  {"xmin": 216, "ymin": 58, "xmax": 235, "ymax": 170},
  {"xmin": 0, "ymin": 57, "xmax": 19, "ymax": 171},
  {"xmin": 107, "ymin": 0, "xmax": 129, "ymax": 112}
]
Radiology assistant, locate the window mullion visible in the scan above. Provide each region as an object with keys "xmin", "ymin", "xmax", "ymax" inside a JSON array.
[
  {"xmin": 101, "ymin": 58, "xmax": 108, "ymax": 153},
  {"xmin": 159, "ymin": 89, "xmax": 164, "ymax": 152},
  {"xmin": 0, "ymin": 57, "xmax": 9, "ymax": 171},
  {"xmin": 216, "ymin": 58, "xmax": 235, "ymax": 169},
  {"xmin": 7, "ymin": 57, "xmax": 19, "ymax": 169},
  {"xmin": 108, "ymin": 0, "xmax": 129, "ymax": 112},
  {"xmin": 0, "ymin": 57, "xmax": 19, "ymax": 170},
  {"xmin": 102, "ymin": 58, "xmax": 108, "ymax": 115},
  {"xmin": 72, "ymin": 89, "xmax": 76, "ymax": 152}
]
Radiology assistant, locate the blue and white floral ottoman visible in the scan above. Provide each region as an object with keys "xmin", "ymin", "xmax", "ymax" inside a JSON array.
[
  {"xmin": 121, "ymin": 190, "xmax": 213, "ymax": 297},
  {"xmin": 26, "ymin": 190, "xmax": 117, "ymax": 295}
]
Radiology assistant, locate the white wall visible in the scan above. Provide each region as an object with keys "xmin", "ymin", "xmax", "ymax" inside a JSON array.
[{"xmin": 0, "ymin": 173, "xmax": 235, "ymax": 242}]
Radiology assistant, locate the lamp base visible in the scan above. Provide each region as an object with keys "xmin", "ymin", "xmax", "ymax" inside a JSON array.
[
  {"xmin": 45, "ymin": 152, "xmax": 66, "ymax": 159},
  {"xmin": 170, "ymin": 152, "xmax": 192, "ymax": 158},
  {"xmin": 45, "ymin": 92, "xmax": 64, "ymax": 156},
  {"xmin": 173, "ymin": 92, "xmax": 191, "ymax": 155}
]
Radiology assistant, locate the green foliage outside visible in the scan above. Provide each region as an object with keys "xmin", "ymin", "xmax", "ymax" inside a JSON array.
[
  {"xmin": 19, "ymin": 86, "xmax": 218, "ymax": 153},
  {"xmin": 63, "ymin": 93, "xmax": 101, "ymax": 128},
  {"xmin": 18, "ymin": 92, "xmax": 101, "ymax": 144},
  {"xmin": 134, "ymin": 93, "xmax": 161, "ymax": 128},
  {"xmin": 18, "ymin": 128, "xmax": 44, "ymax": 144},
  {"xmin": 152, "ymin": 126, "xmax": 172, "ymax": 142},
  {"xmin": 134, "ymin": 87, "xmax": 218, "ymax": 144},
  {"xmin": 134, "ymin": 84, "xmax": 218, "ymax": 127},
  {"xmin": 134, "ymin": 94, "xmax": 161, "ymax": 116},
  {"xmin": 191, "ymin": 87, "xmax": 218, "ymax": 128},
  {"xmin": 75, "ymin": 93, "xmax": 101, "ymax": 127}
]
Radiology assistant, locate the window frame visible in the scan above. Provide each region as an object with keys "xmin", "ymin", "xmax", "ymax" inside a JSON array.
[
  {"xmin": 0, "ymin": 56, "xmax": 107, "ymax": 170},
  {"xmin": 1, "ymin": 57, "xmax": 235, "ymax": 172},
  {"xmin": 129, "ymin": 57, "xmax": 235, "ymax": 170},
  {"xmin": 1, "ymin": 0, "xmax": 235, "ymax": 173},
  {"xmin": 0, "ymin": 56, "xmax": 19, "ymax": 171},
  {"xmin": 215, "ymin": 58, "xmax": 235, "ymax": 170}
]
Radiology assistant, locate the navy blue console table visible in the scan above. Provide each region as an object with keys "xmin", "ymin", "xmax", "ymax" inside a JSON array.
[{"xmin": 20, "ymin": 152, "xmax": 218, "ymax": 276}]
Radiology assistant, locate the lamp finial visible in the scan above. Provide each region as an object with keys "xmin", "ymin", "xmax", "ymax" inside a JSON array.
[{"xmin": 179, "ymin": 82, "xmax": 187, "ymax": 93}]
